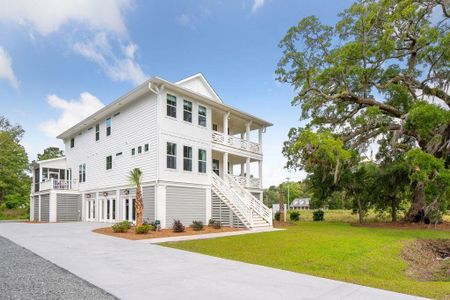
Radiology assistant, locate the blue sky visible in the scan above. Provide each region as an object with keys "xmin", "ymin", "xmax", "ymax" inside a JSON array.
[{"xmin": 0, "ymin": 0, "xmax": 354, "ymax": 187}]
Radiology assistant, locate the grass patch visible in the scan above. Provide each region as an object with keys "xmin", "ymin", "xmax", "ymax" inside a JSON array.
[
  {"xmin": 0, "ymin": 207, "xmax": 28, "ymax": 220},
  {"xmin": 163, "ymin": 221, "xmax": 450, "ymax": 299}
]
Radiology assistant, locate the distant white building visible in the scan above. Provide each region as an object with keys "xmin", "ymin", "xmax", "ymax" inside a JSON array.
[
  {"xmin": 30, "ymin": 74, "xmax": 273, "ymax": 229},
  {"xmin": 290, "ymin": 198, "xmax": 310, "ymax": 210}
]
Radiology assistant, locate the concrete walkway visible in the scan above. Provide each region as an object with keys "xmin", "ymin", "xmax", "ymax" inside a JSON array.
[{"xmin": 0, "ymin": 222, "xmax": 424, "ymax": 300}]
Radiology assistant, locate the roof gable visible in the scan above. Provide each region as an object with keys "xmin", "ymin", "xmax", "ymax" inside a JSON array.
[{"xmin": 175, "ymin": 73, "xmax": 222, "ymax": 103}]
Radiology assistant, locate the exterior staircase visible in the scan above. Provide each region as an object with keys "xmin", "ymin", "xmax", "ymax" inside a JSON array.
[{"xmin": 211, "ymin": 173, "xmax": 272, "ymax": 229}]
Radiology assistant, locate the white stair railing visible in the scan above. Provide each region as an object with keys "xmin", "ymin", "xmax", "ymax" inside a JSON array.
[
  {"xmin": 212, "ymin": 173, "xmax": 253, "ymax": 227},
  {"xmin": 225, "ymin": 174, "xmax": 272, "ymax": 226}
]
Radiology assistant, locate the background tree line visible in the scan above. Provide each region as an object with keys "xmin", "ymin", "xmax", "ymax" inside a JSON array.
[
  {"xmin": 276, "ymin": 0, "xmax": 449, "ymax": 223},
  {"xmin": 0, "ymin": 115, "xmax": 64, "ymax": 210}
]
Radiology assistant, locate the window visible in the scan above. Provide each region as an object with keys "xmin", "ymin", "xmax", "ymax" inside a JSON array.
[
  {"xmin": 198, "ymin": 149, "xmax": 207, "ymax": 173},
  {"xmin": 106, "ymin": 118, "xmax": 112, "ymax": 136},
  {"xmin": 95, "ymin": 123, "xmax": 100, "ymax": 141},
  {"xmin": 144, "ymin": 144, "xmax": 149, "ymax": 152},
  {"xmin": 198, "ymin": 106, "xmax": 207, "ymax": 127},
  {"xmin": 183, "ymin": 100, "xmax": 192, "ymax": 122},
  {"xmin": 70, "ymin": 138, "xmax": 75, "ymax": 148},
  {"xmin": 116, "ymin": 152, "xmax": 122, "ymax": 156},
  {"xmin": 79, "ymin": 164, "xmax": 86, "ymax": 182},
  {"xmin": 131, "ymin": 148, "xmax": 135, "ymax": 155},
  {"xmin": 106, "ymin": 156, "xmax": 112, "ymax": 170},
  {"xmin": 167, "ymin": 94, "xmax": 177, "ymax": 118},
  {"xmin": 167, "ymin": 142, "xmax": 176, "ymax": 169},
  {"xmin": 183, "ymin": 146, "xmax": 192, "ymax": 171},
  {"xmin": 138, "ymin": 146, "xmax": 142, "ymax": 154}
]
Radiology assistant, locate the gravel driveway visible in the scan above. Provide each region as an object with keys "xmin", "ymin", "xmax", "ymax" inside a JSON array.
[{"xmin": 0, "ymin": 236, "xmax": 117, "ymax": 300}]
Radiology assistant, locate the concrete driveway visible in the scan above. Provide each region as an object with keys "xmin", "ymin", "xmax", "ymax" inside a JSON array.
[{"xmin": 0, "ymin": 222, "xmax": 423, "ymax": 300}]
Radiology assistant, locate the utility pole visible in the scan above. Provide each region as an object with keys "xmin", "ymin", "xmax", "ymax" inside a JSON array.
[{"xmin": 284, "ymin": 177, "xmax": 290, "ymax": 222}]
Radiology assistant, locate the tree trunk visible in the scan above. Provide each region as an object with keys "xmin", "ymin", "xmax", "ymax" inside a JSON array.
[
  {"xmin": 356, "ymin": 197, "xmax": 363, "ymax": 224},
  {"xmin": 390, "ymin": 196, "xmax": 397, "ymax": 223},
  {"xmin": 406, "ymin": 182, "xmax": 426, "ymax": 223},
  {"xmin": 135, "ymin": 185, "xmax": 144, "ymax": 227}
]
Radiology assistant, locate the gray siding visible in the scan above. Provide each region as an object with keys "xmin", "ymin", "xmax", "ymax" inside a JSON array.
[
  {"xmin": 211, "ymin": 192, "xmax": 244, "ymax": 228},
  {"xmin": 166, "ymin": 186, "xmax": 206, "ymax": 227},
  {"xmin": 56, "ymin": 194, "xmax": 81, "ymax": 222},
  {"xmin": 40, "ymin": 194, "xmax": 50, "ymax": 222},
  {"xmin": 33, "ymin": 196, "xmax": 39, "ymax": 221},
  {"xmin": 142, "ymin": 186, "xmax": 155, "ymax": 222}
]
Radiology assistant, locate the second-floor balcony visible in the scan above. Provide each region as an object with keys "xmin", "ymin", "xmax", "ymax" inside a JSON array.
[
  {"xmin": 38, "ymin": 179, "xmax": 79, "ymax": 192},
  {"xmin": 229, "ymin": 174, "xmax": 261, "ymax": 188},
  {"xmin": 212, "ymin": 131, "xmax": 261, "ymax": 154}
]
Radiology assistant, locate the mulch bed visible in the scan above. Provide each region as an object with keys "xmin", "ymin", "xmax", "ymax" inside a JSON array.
[
  {"xmin": 351, "ymin": 221, "xmax": 450, "ymax": 231},
  {"xmin": 93, "ymin": 226, "xmax": 242, "ymax": 240},
  {"xmin": 402, "ymin": 239, "xmax": 450, "ymax": 281}
]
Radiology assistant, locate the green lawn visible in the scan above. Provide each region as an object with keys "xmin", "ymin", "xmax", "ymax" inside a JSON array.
[
  {"xmin": 0, "ymin": 207, "xmax": 28, "ymax": 220},
  {"xmin": 163, "ymin": 221, "xmax": 450, "ymax": 299}
]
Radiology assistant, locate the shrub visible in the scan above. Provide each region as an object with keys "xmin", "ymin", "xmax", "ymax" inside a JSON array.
[
  {"xmin": 112, "ymin": 221, "xmax": 131, "ymax": 233},
  {"xmin": 191, "ymin": 220, "xmax": 204, "ymax": 231},
  {"xmin": 313, "ymin": 210, "xmax": 325, "ymax": 221},
  {"xmin": 208, "ymin": 219, "xmax": 216, "ymax": 227},
  {"xmin": 212, "ymin": 221, "xmax": 221, "ymax": 229},
  {"xmin": 172, "ymin": 220, "xmax": 185, "ymax": 232},
  {"xmin": 135, "ymin": 224, "xmax": 152, "ymax": 234},
  {"xmin": 274, "ymin": 211, "xmax": 281, "ymax": 221},
  {"xmin": 290, "ymin": 210, "xmax": 300, "ymax": 221}
]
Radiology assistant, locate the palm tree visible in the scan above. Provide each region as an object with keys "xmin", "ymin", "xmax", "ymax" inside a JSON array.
[{"xmin": 129, "ymin": 168, "xmax": 144, "ymax": 226}]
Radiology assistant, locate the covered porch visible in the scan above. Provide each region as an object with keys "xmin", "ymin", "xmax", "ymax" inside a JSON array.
[
  {"xmin": 211, "ymin": 150, "xmax": 262, "ymax": 190},
  {"xmin": 31, "ymin": 157, "xmax": 78, "ymax": 193}
]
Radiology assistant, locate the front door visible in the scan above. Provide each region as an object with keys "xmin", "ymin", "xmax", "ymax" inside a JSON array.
[
  {"xmin": 122, "ymin": 198, "xmax": 136, "ymax": 223},
  {"xmin": 99, "ymin": 198, "xmax": 116, "ymax": 222},
  {"xmin": 212, "ymin": 159, "xmax": 220, "ymax": 176}
]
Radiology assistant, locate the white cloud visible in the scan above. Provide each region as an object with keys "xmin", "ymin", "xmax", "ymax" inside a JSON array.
[
  {"xmin": 0, "ymin": 0, "xmax": 147, "ymax": 86},
  {"xmin": 176, "ymin": 14, "xmax": 196, "ymax": 30},
  {"xmin": 39, "ymin": 92, "xmax": 104, "ymax": 137},
  {"xmin": 73, "ymin": 33, "xmax": 147, "ymax": 85},
  {"xmin": 0, "ymin": 47, "xmax": 20, "ymax": 88},
  {"xmin": 0, "ymin": 0, "xmax": 131, "ymax": 36},
  {"xmin": 251, "ymin": 0, "xmax": 265, "ymax": 13}
]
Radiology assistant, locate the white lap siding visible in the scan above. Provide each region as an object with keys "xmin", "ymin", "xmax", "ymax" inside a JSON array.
[
  {"xmin": 56, "ymin": 194, "xmax": 81, "ymax": 222},
  {"xmin": 40, "ymin": 194, "xmax": 50, "ymax": 222},
  {"xmin": 142, "ymin": 186, "xmax": 155, "ymax": 222},
  {"xmin": 166, "ymin": 186, "xmax": 206, "ymax": 227}
]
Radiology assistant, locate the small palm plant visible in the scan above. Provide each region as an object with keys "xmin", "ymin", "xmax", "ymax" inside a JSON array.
[{"xmin": 129, "ymin": 168, "xmax": 144, "ymax": 227}]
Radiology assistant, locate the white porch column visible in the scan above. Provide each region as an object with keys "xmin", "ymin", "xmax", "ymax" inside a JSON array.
[
  {"xmin": 258, "ymin": 160, "xmax": 263, "ymax": 188},
  {"xmin": 240, "ymin": 163, "xmax": 245, "ymax": 176},
  {"xmin": 245, "ymin": 157, "xmax": 251, "ymax": 187},
  {"xmin": 223, "ymin": 112, "xmax": 230, "ymax": 138},
  {"xmin": 223, "ymin": 152, "xmax": 229, "ymax": 178},
  {"xmin": 95, "ymin": 192, "xmax": 99, "ymax": 221},
  {"xmin": 108, "ymin": 198, "xmax": 113, "ymax": 222},
  {"xmin": 258, "ymin": 128, "xmax": 263, "ymax": 146},
  {"xmin": 39, "ymin": 167, "xmax": 42, "ymax": 191},
  {"xmin": 245, "ymin": 121, "xmax": 252, "ymax": 141},
  {"xmin": 116, "ymin": 189, "xmax": 120, "ymax": 221}
]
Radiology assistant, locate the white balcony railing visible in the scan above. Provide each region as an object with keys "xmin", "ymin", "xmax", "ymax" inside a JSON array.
[
  {"xmin": 212, "ymin": 131, "xmax": 261, "ymax": 154},
  {"xmin": 39, "ymin": 179, "xmax": 78, "ymax": 191},
  {"xmin": 229, "ymin": 174, "xmax": 261, "ymax": 188}
]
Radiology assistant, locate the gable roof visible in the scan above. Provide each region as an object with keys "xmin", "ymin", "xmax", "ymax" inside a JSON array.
[
  {"xmin": 176, "ymin": 73, "xmax": 223, "ymax": 103},
  {"xmin": 57, "ymin": 74, "xmax": 272, "ymax": 139}
]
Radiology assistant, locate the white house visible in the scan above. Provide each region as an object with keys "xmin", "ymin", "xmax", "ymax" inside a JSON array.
[{"xmin": 30, "ymin": 74, "xmax": 273, "ymax": 229}]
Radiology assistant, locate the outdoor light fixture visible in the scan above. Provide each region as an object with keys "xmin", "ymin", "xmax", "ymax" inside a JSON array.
[
  {"xmin": 103, "ymin": 192, "xmax": 108, "ymax": 197},
  {"xmin": 124, "ymin": 189, "xmax": 130, "ymax": 195}
]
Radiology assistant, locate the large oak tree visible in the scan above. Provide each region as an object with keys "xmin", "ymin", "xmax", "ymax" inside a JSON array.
[{"xmin": 277, "ymin": 0, "xmax": 449, "ymax": 221}]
